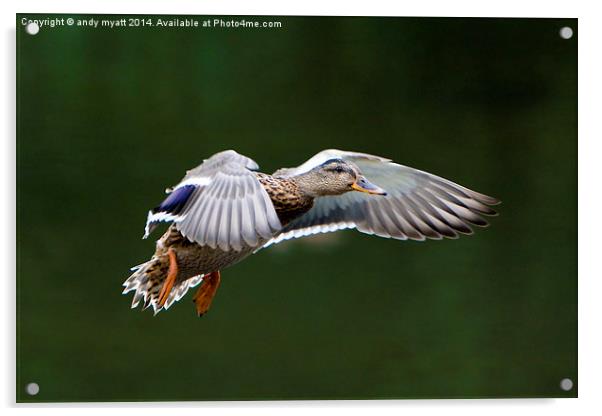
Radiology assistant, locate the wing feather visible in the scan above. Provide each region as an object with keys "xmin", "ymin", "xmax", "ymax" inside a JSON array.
[
  {"xmin": 143, "ymin": 150, "xmax": 281, "ymax": 251},
  {"xmin": 229, "ymin": 198, "xmax": 242, "ymax": 251},
  {"xmin": 262, "ymin": 149, "xmax": 499, "ymax": 249}
]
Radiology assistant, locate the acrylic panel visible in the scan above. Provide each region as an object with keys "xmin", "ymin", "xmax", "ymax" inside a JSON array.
[{"xmin": 16, "ymin": 14, "xmax": 577, "ymax": 402}]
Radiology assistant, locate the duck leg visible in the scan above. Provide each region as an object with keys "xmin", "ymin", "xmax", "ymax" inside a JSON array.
[
  {"xmin": 192, "ymin": 270, "xmax": 221, "ymax": 317},
  {"xmin": 157, "ymin": 248, "xmax": 178, "ymax": 307}
]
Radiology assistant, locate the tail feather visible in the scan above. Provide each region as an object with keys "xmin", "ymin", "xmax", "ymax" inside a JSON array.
[
  {"xmin": 122, "ymin": 257, "xmax": 204, "ymax": 315},
  {"xmin": 163, "ymin": 274, "xmax": 204, "ymax": 310}
]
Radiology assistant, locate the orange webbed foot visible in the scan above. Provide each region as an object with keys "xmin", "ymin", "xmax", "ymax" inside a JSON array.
[{"xmin": 192, "ymin": 270, "xmax": 221, "ymax": 317}]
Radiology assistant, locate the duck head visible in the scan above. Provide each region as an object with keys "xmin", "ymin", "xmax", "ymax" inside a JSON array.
[{"xmin": 295, "ymin": 158, "xmax": 387, "ymax": 197}]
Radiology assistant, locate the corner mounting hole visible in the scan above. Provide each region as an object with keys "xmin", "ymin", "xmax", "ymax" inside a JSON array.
[
  {"xmin": 559, "ymin": 26, "xmax": 573, "ymax": 39},
  {"xmin": 25, "ymin": 22, "xmax": 40, "ymax": 35},
  {"xmin": 560, "ymin": 378, "xmax": 573, "ymax": 391},
  {"xmin": 25, "ymin": 382, "xmax": 39, "ymax": 396}
]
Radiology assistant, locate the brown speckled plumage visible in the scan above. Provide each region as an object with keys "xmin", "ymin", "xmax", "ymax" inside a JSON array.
[{"xmin": 256, "ymin": 173, "xmax": 314, "ymax": 225}]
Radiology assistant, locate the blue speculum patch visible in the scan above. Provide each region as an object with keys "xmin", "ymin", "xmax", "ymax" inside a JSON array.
[{"xmin": 154, "ymin": 184, "xmax": 196, "ymax": 215}]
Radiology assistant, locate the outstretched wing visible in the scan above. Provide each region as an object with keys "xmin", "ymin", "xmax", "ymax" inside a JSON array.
[
  {"xmin": 144, "ymin": 150, "xmax": 282, "ymax": 251},
  {"xmin": 263, "ymin": 149, "xmax": 499, "ymax": 248}
]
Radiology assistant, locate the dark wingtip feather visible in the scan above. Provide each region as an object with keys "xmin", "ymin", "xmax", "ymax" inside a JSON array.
[
  {"xmin": 486, "ymin": 196, "xmax": 502, "ymax": 206},
  {"xmin": 476, "ymin": 206, "xmax": 499, "ymax": 216},
  {"xmin": 475, "ymin": 193, "xmax": 501, "ymax": 206},
  {"xmin": 484, "ymin": 208, "xmax": 499, "ymax": 217},
  {"xmin": 454, "ymin": 222, "xmax": 474, "ymax": 235},
  {"xmin": 472, "ymin": 218, "xmax": 490, "ymax": 227}
]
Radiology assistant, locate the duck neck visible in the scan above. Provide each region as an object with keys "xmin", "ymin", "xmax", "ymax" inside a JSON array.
[
  {"xmin": 256, "ymin": 173, "xmax": 316, "ymax": 226},
  {"xmin": 291, "ymin": 171, "xmax": 326, "ymax": 198}
]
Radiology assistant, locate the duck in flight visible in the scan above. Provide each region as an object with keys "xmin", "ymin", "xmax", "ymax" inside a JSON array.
[{"xmin": 123, "ymin": 149, "xmax": 499, "ymax": 316}]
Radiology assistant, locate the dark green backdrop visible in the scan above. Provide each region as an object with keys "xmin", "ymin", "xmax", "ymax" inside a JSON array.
[{"xmin": 16, "ymin": 15, "xmax": 577, "ymax": 402}]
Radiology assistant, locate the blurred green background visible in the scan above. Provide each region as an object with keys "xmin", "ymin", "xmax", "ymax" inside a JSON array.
[{"xmin": 16, "ymin": 15, "xmax": 577, "ymax": 402}]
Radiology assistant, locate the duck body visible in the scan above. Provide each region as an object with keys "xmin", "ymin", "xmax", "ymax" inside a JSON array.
[{"xmin": 123, "ymin": 149, "xmax": 499, "ymax": 316}]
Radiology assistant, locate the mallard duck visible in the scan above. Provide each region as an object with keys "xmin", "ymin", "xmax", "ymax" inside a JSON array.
[{"xmin": 123, "ymin": 149, "xmax": 499, "ymax": 316}]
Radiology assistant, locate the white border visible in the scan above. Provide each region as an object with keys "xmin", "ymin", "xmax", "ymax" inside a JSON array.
[
  {"xmin": 3, "ymin": 1, "xmax": 601, "ymax": 415},
  {"xmin": 1, "ymin": 0, "xmax": 585, "ymax": 17}
]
